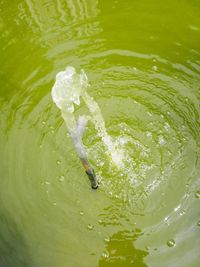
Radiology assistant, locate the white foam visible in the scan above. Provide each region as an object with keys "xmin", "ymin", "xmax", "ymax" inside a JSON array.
[
  {"xmin": 51, "ymin": 66, "xmax": 87, "ymax": 113},
  {"xmin": 51, "ymin": 66, "xmax": 124, "ymax": 167}
]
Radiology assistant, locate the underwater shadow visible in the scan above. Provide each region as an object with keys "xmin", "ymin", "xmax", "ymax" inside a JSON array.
[
  {"xmin": 98, "ymin": 229, "xmax": 148, "ymax": 267},
  {"xmin": 0, "ymin": 211, "xmax": 33, "ymax": 267}
]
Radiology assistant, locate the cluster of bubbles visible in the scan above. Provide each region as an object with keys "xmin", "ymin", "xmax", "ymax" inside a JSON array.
[{"xmin": 83, "ymin": 61, "xmax": 199, "ymax": 214}]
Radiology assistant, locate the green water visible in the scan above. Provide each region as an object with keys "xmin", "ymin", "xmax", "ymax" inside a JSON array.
[{"xmin": 0, "ymin": 0, "xmax": 200, "ymax": 266}]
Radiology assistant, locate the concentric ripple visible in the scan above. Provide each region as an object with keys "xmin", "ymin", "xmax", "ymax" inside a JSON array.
[
  {"xmin": 80, "ymin": 57, "xmax": 200, "ymax": 212},
  {"xmin": 0, "ymin": 0, "xmax": 200, "ymax": 266}
]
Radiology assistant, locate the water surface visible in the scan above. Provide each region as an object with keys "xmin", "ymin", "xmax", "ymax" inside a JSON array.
[{"xmin": 0, "ymin": 0, "xmax": 200, "ymax": 266}]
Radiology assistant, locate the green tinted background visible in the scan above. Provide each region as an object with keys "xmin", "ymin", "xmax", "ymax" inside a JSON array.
[{"xmin": 0, "ymin": 0, "xmax": 200, "ymax": 266}]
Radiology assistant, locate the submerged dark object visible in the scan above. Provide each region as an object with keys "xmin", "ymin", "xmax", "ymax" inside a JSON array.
[
  {"xmin": 80, "ymin": 158, "xmax": 98, "ymax": 189},
  {"xmin": 85, "ymin": 168, "xmax": 98, "ymax": 189},
  {"xmin": 52, "ymin": 67, "xmax": 100, "ymax": 189}
]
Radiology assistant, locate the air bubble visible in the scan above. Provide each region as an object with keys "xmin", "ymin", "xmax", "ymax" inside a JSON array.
[
  {"xmin": 167, "ymin": 239, "xmax": 176, "ymax": 247},
  {"xmin": 87, "ymin": 224, "xmax": 94, "ymax": 230},
  {"xmin": 164, "ymin": 122, "xmax": 170, "ymax": 131},
  {"xmin": 146, "ymin": 131, "xmax": 152, "ymax": 138},
  {"xmin": 164, "ymin": 216, "xmax": 169, "ymax": 222},
  {"xmin": 180, "ymin": 209, "xmax": 186, "ymax": 216},
  {"xmin": 174, "ymin": 205, "xmax": 180, "ymax": 212},
  {"xmin": 104, "ymin": 237, "xmax": 110, "ymax": 243},
  {"xmin": 58, "ymin": 175, "xmax": 65, "ymax": 182},
  {"xmin": 152, "ymin": 65, "xmax": 158, "ymax": 71},
  {"xmin": 195, "ymin": 190, "xmax": 200, "ymax": 199},
  {"xmin": 158, "ymin": 135, "xmax": 165, "ymax": 145},
  {"xmin": 101, "ymin": 251, "xmax": 109, "ymax": 258}
]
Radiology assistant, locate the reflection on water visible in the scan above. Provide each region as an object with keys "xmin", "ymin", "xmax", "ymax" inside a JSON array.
[
  {"xmin": 24, "ymin": 0, "xmax": 102, "ymax": 61},
  {"xmin": 0, "ymin": 211, "xmax": 33, "ymax": 267},
  {"xmin": 99, "ymin": 230, "xmax": 148, "ymax": 267},
  {"xmin": 0, "ymin": 0, "xmax": 200, "ymax": 266},
  {"xmin": 1, "ymin": 0, "xmax": 102, "ymax": 133}
]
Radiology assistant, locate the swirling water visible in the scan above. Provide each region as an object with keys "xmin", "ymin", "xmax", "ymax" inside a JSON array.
[{"xmin": 0, "ymin": 1, "xmax": 200, "ymax": 266}]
